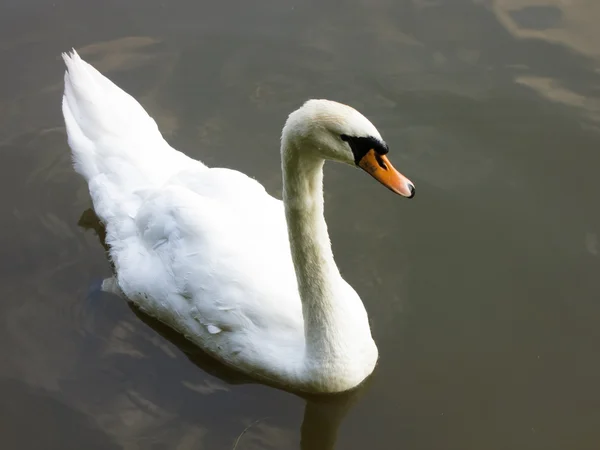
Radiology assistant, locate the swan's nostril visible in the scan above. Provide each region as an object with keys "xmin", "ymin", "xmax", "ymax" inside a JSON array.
[{"xmin": 375, "ymin": 153, "xmax": 388, "ymax": 170}]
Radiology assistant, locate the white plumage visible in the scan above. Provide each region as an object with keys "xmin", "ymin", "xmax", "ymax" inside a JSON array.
[{"xmin": 62, "ymin": 50, "xmax": 414, "ymax": 393}]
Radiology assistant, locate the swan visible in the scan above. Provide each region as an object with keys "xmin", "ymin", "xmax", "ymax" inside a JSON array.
[{"xmin": 61, "ymin": 50, "xmax": 415, "ymax": 394}]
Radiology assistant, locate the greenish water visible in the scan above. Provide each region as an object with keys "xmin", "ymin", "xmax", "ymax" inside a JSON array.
[{"xmin": 1, "ymin": 1, "xmax": 600, "ymax": 448}]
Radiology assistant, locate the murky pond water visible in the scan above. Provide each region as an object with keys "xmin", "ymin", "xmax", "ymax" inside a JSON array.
[{"xmin": 1, "ymin": 1, "xmax": 600, "ymax": 449}]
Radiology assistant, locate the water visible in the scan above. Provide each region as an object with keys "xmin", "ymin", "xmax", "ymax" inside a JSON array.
[{"xmin": 1, "ymin": 0, "xmax": 600, "ymax": 448}]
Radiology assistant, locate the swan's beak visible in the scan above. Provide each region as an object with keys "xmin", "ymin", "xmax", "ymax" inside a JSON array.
[{"xmin": 358, "ymin": 149, "xmax": 415, "ymax": 198}]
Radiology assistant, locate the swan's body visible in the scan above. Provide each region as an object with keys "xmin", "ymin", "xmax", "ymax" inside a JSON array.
[{"xmin": 61, "ymin": 50, "xmax": 414, "ymax": 393}]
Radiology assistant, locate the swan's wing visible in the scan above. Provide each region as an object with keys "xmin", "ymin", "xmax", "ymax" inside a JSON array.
[
  {"xmin": 61, "ymin": 51, "xmax": 304, "ymax": 363},
  {"xmin": 111, "ymin": 170, "xmax": 303, "ymax": 349}
]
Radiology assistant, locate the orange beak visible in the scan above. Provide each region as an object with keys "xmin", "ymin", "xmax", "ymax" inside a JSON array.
[{"xmin": 358, "ymin": 149, "xmax": 415, "ymax": 198}]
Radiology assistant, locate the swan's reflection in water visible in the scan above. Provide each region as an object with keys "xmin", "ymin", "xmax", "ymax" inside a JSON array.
[{"xmin": 79, "ymin": 208, "xmax": 370, "ymax": 450}]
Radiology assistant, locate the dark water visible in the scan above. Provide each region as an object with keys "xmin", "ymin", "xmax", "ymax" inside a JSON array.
[{"xmin": 1, "ymin": 0, "xmax": 600, "ymax": 448}]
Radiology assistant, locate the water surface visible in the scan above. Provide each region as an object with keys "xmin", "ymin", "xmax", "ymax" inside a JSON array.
[{"xmin": 1, "ymin": 0, "xmax": 600, "ymax": 448}]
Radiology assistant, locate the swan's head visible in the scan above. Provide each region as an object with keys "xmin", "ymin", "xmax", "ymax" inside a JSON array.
[{"xmin": 282, "ymin": 99, "xmax": 415, "ymax": 198}]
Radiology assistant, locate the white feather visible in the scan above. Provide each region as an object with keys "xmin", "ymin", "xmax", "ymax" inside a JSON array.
[{"xmin": 61, "ymin": 50, "xmax": 388, "ymax": 393}]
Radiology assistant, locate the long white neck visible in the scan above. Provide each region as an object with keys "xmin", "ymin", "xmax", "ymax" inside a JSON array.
[{"xmin": 281, "ymin": 139, "xmax": 377, "ymax": 388}]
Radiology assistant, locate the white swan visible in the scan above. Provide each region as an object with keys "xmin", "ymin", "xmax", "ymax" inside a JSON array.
[{"xmin": 61, "ymin": 50, "xmax": 415, "ymax": 394}]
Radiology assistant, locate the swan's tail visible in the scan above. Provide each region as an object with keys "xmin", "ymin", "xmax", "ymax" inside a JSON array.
[
  {"xmin": 61, "ymin": 49, "xmax": 204, "ymax": 226},
  {"xmin": 63, "ymin": 50, "xmax": 154, "ymax": 180},
  {"xmin": 61, "ymin": 49, "xmax": 203, "ymax": 183},
  {"xmin": 62, "ymin": 50, "xmax": 160, "ymax": 141}
]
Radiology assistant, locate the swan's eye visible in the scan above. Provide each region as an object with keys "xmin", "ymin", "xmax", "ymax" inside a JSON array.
[{"xmin": 339, "ymin": 135, "xmax": 388, "ymax": 165}]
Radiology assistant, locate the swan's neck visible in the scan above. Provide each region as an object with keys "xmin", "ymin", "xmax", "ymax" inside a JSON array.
[
  {"xmin": 281, "ymin": 142, "xmax": 377, "ymax": 385},
  {"xmin": 282, "ymin": 148, "xmax": 340, "ymax": 330}
]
